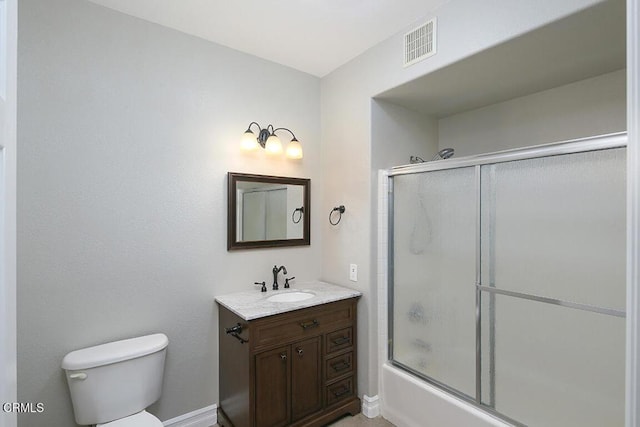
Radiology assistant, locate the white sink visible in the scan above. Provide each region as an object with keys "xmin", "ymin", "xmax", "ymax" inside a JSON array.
[{"xmin": 267, "ymin": 291, "xmax": 315, "ymax": 303}]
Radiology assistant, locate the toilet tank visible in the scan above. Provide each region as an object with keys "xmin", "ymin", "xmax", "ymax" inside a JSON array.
[{"xmin": 61, "ymin": 333, "xmax": 168, "ymax": 426}]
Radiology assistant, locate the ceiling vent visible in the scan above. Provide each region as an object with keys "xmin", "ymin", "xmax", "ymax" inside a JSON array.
[{"xmin": 403, "ymin": 18, "xmax": 436, "ymax": 67}]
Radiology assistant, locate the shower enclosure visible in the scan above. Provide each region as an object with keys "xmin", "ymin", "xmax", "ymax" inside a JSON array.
[{"xmin": 387, "ymin": 133, "xmax": 627, "ymax": 426}]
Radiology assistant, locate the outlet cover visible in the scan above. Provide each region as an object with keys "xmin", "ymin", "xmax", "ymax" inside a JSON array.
[{"xmin": 349, "ymin": 264, "xmax": 358, "ymax": 282}]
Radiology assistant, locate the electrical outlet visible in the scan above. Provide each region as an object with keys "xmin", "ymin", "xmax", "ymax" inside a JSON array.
[{"xmin": 349, "ymin": 264, "xmax": 358, "ymax": 282}]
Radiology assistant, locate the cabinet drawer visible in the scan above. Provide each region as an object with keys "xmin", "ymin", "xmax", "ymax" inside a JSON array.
[
  {"xmin": 326, "ymin": 377, "xmax": 354, "ymax": 407},
  {"xmin": 325, "ymin": 352, "xmax": 353, "ymax": 381},
  {"xmin": 253, "ymin": 301, "xmax": 354, "ymax": 350},
  {"xmin": 325, "ymin": 327, "xmax": 353, "ymax": 354}
]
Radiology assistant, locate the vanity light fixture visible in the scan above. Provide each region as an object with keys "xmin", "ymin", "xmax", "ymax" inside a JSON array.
[{"xmin": 241, "ymin": 122, "xmax": 303, "ymax": 159}]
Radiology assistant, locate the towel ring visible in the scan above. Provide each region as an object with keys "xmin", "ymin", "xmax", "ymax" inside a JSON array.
[{"xmin": 329, "ymin": 205, "xmax": 345, "ymax": 226}]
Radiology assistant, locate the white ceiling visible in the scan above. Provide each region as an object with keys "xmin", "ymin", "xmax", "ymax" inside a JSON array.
[{"xmin": 87, "ymin": 0, "xmax": 449, "ymax": 77}]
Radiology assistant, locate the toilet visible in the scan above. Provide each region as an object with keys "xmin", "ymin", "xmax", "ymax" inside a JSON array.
[{"xmin": 61, "ymin": 333, "xmax": 168, "ymax": 426}]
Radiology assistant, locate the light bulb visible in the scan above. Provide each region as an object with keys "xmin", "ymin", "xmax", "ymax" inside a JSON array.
[
  {"xmin": 240, "ymin": 130, "xmax": 259, "ymax": 151},
  {"xmin": 265, "ymin": 134, "xmax": 283, "ymax": 154},
  {"xmin": 285, "ymin": 138, "xmax": 303, "ymax": 159}
]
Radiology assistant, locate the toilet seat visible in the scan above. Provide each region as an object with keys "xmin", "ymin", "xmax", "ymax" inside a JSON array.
[{"xmin": 96, "ymin": 410, "xmax": 163, "ymax": 427}]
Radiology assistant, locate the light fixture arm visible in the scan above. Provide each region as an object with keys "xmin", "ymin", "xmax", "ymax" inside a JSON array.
[{"xmin": 272, "ymin": 127, "xmax": 299, "ymax": 142}]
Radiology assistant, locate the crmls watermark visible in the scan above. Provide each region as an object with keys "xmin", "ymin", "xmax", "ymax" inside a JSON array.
[{"xmin": 2, "ymin": 402, "xmax": 45, "ymax": 413}]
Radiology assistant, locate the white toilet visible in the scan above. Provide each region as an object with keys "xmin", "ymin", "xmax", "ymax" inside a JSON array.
[{"xmin": 61, "ymin": 333, "xmax": 168, "ymax": 426}]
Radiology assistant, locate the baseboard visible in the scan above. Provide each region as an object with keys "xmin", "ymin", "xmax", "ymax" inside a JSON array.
[
  {"xmin": 163, "ymin": 404, "xmax": 217, "ymax": 427},
  {"xmin": 362, "ymin": 395, "xmax": 380, "ymax": 418}
]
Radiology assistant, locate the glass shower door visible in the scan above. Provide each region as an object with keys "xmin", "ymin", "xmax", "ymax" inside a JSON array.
[
  {"xmin": 391, "ymin": 167, "xmax": 477, "ymax": 398},
  {"xmin": 479, "ymin": 148, "xmax": 626, "ymax": 426}
]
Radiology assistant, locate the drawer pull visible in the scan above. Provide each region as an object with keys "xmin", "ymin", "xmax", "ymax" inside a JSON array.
[
  {"xmin": 300, "ymin": 319, "xmax": 319, "ymax": 330},
  {"xmin": 331, "ymin": 336, "xmax": 350, "ymax": 346},
  {"xmin": 331, "ymin": 361, "xmax": 351, "ymax": 372},
  {"xmin": 332, "ymin": 386, "xmax": 351, "ymax": 398}
]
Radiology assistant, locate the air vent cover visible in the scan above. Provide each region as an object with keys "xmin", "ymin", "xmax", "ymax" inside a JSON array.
[{"xmin": 403, "ymin": 18, "xmax": 436, "ymax": 67}]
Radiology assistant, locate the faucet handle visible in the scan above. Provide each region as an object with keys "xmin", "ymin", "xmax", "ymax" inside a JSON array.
[
  {"xmin": 254, "ymin": 281, "xmax": 267, "ymax": 292},
  {"xmin": 284, "ymin": 277, "xmax": 296, "ymax": 289}
]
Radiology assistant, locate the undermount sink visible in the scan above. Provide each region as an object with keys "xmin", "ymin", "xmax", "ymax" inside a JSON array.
[{"xmin": 267, "ymin": 291, "xmax": 315, "ymax": 303}]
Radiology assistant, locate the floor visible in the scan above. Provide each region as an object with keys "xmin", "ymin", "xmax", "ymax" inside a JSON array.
[
  {"xmin": 327, "ymin": 414, "xmax": 395, "ymax": 427},
  {"xmin": 213, "ymin": 414, "xmax": 396, "ymax": 427}
]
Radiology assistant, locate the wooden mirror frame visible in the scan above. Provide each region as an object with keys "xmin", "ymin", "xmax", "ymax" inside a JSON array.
[{"xmin": 227, "ymin": 172, "xmax": 311, "ymax": 250}]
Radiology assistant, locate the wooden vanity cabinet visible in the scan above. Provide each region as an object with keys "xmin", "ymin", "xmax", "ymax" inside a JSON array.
[{"xmin": 218, "ymin": 297, "xmax": 360, "ymax": 427}]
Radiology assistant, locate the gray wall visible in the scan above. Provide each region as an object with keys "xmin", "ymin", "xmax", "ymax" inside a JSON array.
[
  {"xmin": 373, "ymin": 68, "xmax": 626, "ymax": 163},
  {"xmin": 439, "ymin": 69, "xmax": 627, "ymax": 156},
  {"xmin": 371, "ymin": 100, "xmax": 439, "ymax": 169},
  {"xmin": 17, "ymin": 0, "xmax": 321, "ymax": 425}
]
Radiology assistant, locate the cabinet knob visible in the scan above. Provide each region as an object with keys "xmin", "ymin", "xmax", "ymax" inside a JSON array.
[
  {"xmin": 280, "ymin": 353, "xmax": 287, "ymax": 360},
  {"xmin": 296, "ymin": 348, "xmax": 304, "ymax": 356}
]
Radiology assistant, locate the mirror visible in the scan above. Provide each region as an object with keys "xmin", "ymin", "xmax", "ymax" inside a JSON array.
[{"xmin": 227, "ymin": 172, "xmax": 310, "ymax": 250}]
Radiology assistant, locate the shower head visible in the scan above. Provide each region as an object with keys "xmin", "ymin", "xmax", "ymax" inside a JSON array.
[
  {"xmin": 431, "ymin": 148, "xmax": 454, "ymax": 161},
  {"xmin": 410, "ymin": 148, "xmax": 454, "ymax": 164}
]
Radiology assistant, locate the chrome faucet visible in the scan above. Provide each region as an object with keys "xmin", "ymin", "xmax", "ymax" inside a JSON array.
[{"xmin": 272, "ymin": 265, "xmax": 287, "ymax": 290}]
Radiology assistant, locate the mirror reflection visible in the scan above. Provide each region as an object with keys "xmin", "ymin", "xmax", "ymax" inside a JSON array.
[
  {"xmin": 227, "ymin": 173, "xmax": 310, "ymax": 250},
  {"xmin": 238, "ymin": 182, "xmax": 304, "ymax": 241}
]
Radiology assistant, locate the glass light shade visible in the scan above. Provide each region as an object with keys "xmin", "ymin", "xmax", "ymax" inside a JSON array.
[
  {"xmin": 285, "ymin": 138, "xmax": 303, "ymax": 159},
  {"xmin": 265, "ymin": 134, "xmax": 283, "ymax": 154},
  {"xmin": 240, "ymin": 130, "xmax": 259, "ymax": 151}
]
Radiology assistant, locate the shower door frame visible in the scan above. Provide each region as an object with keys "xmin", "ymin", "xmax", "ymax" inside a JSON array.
[{"xmin": 387, "ymin": 131, "xmax": 628, "ymax": 424}]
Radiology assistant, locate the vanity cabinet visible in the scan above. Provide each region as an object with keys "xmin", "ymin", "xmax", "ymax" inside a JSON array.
[
  {"xmin": 218, "ymin": 297, "xmax": 360, "ymax": 427},
  {"xmin": 255, "ymin": 336, "xmax": 322, "ymax": 426}
]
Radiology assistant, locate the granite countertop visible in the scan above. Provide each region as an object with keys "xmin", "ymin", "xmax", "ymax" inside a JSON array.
[{"xmin": 215, "ymin": 280, "xmax": 362, "ymax": 321}]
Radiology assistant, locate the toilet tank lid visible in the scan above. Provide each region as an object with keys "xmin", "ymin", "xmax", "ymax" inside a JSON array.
[{"xmin": 62, "ymin": 333, "xmax": 168, "ymax": 370}]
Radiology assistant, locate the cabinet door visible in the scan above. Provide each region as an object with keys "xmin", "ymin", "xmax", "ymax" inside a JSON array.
[
  {"xmin": 291, "ymin": 336, "xmax": 322, "ymax": 421},
  {"xmin": 255, "ymin": 346, "xmax": 290, "ymax": 427}
]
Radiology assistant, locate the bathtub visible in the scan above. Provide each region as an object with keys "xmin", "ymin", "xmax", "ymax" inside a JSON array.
[{"xmin": 380, "ymin": 362, "xmax": 509, "ymax": 427}]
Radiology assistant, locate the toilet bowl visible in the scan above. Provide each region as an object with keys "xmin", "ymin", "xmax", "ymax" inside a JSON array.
[{"xmin": 61, "ymin": 333, "xmax": 168, "ymax": 426}]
